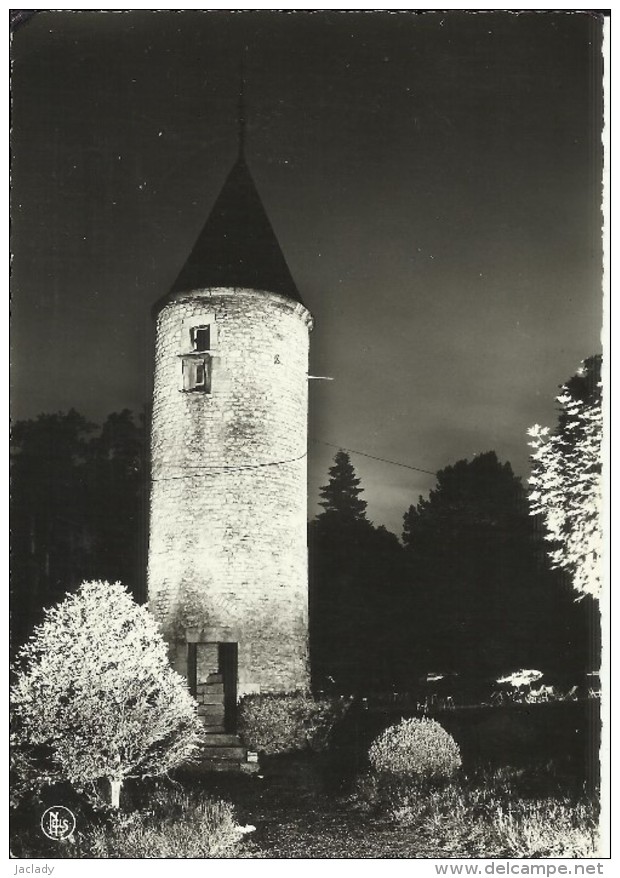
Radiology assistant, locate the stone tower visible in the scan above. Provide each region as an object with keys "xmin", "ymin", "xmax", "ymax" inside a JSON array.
[{"xmin": 147, "ymin": 131, "xmax": 313, "ymax": 727}]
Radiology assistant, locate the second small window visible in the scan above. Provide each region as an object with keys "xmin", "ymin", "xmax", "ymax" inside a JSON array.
[{"xmin": 182, "ymin": 356, "xmax": 211, "ymax": 392}]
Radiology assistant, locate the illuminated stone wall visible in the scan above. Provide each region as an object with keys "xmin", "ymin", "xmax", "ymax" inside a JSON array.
[{"xmin": 148, "ymin": 287, "xmax": 312, "ymax": 696}]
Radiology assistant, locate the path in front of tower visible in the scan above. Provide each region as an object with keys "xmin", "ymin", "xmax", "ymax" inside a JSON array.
[
  {"xmin": 189, "ymin": 759, "xmax": 450, "ymax": 859},
  {"xmin": 243, "ymin": 807, "xmax": 448, "ymax": 859}
]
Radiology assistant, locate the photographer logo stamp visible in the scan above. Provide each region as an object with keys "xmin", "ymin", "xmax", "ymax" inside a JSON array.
[{"xmin": 40, "ymin": 806, "xmax": 75, "ymax": 841}]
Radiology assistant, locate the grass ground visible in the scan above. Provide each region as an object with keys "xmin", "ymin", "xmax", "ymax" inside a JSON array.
[
  {"xmin": 10, "ymin": 758, "xmax": 598, "ymax": 859},
  {"xmin": 203, "ymin": 755, "xmax": 598, "ymax": 858},
  {"xmin": 10, "ymin": 701, "xmax": 600, "ymax": 859}
]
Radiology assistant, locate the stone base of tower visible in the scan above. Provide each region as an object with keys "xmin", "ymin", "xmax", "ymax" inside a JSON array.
[
  {"xmin": 165, "ymin": 634, "xmax": 309, "ymax": 766},
  {"xmin": 166, "ymin": 633, "xmax": 309, "ymax": 711}
]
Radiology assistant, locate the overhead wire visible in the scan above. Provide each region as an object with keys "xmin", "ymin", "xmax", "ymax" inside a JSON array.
[
  {"xmin": 150, "ymin": 442, "xmax": 437, "ymax": 481},
  {"xmin": 150, "ymin": 450, "xmax": 308, "ymax": 481},
  {"xmin": 315, "ymin": 440, "xmax": 437, "ymax": 476}
]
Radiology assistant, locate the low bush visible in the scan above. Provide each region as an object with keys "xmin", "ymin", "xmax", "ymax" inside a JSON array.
[
  {"xmin": 10, "ymin": 785, "xmax": 248, "ymax": 859},
  {"xmin": 494, "ymin": 798, "xmax": 598, "ymax": 858},
  {"xmin": 349, "ymin": 765, "xmax": 599, "ymax": 858},
  {"xmin": 84, "ymin": 793, "xmax": 243, "ymax": 858},
  {"xmin": 350, "ymin": 770, "xmax": 462, "ymax": 821},
  {"xmin": 369, "ymin": 717, "xmax": 461, "ymax": 778},
  {"xmin": 238, "ymin": 691, "xmax": 350, "ymax": 755}
]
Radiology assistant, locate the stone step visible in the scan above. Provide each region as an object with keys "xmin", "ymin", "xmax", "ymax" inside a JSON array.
[
  {"xmin": 197, "ymin": 759, "xmax": 261, "ymax": 774},
  {"xmin": 197, "ymin": 704, "xmax": 225, "ymax": 718},
  {"xmin": 206, "ymin": 673, "xmax": 223, "ymax": 684},
  {"xmin": 201, "ymin": 746, "xmax": 246, "ymax": 760},
  {"xmin": 197, "ymin": 683, "xmax": 224, "ymax": 696},
  {"xmin": 202, "ymin": 724, "xmax": 226, "ymax": 734},
  {"xmin": 203, "ymin": 733, "xmax": 242, "ymax": 746},
  {"xmin": 197, "ymin": 693, "xmax": 225, "ymax": 705}
]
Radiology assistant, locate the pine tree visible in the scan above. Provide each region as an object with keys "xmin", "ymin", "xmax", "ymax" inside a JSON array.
[
  {"xmin": 318, "ymin": 450, "xmax": 367, "ymax": 522},
  {"xmin": 528, "ymin": 355, "xmax": 603, "ymax": 600},
  {"xmin": 311, "ymin": 451, "xmax": 377, "ymax": 690},
  {"xmin": 402, "ymin": 503, "xmax": 421, "ymax": 550}
]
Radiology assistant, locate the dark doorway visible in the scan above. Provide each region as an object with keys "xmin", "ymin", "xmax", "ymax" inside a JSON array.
[
  {"xmin": 187, "ymin": 642, "xmax": 198, "ymax": 697},
  {"xmin": 218, "ymin": 642, "xmax": 238, "ymax": 733}
]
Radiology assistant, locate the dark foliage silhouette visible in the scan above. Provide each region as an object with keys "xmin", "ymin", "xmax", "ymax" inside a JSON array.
[
  {"xmin": 310, "ymin": 451, "xmax": 407, "ymax": 692},
  {"xmin": 10, "ymin": 408, "xmax": 148, "ymax": 650},
  {"xmin": 402, "ymin": 451, "xmax": 598, "ymax": 686},
  {"xmin": 86, "ymin": 409, "xmax": 149, "ymax": 595},
  {"xmin": 310, "ymin": 449, "xmax": 597, "ymax": 696}
]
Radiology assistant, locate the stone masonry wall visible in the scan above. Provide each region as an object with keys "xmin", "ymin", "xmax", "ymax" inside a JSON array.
[{"xmin": 148, "ymin": 287, "xmax": 312, "ymax": 696}]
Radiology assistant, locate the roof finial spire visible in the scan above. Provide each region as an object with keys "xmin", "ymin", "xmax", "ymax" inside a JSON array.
[{"xmin": 238, "ymin": 49, "xmax": 247, "ymax": 157}]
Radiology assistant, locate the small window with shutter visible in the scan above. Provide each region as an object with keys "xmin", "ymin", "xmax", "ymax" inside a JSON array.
[
  {"xmin": 190, "ymin": 325, "xmax": 211, "ymax": 352},
  {"xmin": 182, "ymin": 356, "xmax": 211, "ymax": 393}
]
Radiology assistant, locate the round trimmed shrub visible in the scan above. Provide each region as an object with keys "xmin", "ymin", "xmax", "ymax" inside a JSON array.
[{"xmin": 368, "ymin": 717, "xmax": 461, "ymax": 778}]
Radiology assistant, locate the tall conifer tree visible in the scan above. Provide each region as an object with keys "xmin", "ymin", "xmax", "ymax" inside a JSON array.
[
  {"xmin": 528, "ymin": 355, "xmax": 603, "ymax": 600},
  {"xmin": 318, "ymin": 450, "xmax": 367, "ymax": 522}
]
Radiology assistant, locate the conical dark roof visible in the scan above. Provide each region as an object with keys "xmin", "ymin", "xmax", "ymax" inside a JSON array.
[{"xmin": 165, "ymin": 155, "xmax": 303, "ymax": 307}]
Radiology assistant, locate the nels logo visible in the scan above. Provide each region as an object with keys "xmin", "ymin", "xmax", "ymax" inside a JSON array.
[{"xmin": 41, "ymin": 806, "xmax": 76, "ymax": 841}]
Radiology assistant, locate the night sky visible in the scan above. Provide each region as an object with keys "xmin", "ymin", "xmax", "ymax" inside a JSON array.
[{"xmin": 10, "ymin": 10, "xmax": 604, "ymax": 535}]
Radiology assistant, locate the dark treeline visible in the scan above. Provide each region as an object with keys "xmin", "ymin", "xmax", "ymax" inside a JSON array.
[
  {"xmin": 11, "ymin": 411, "xmax": 599, "ymax": 694},
  {"xmin": 10, "ymin": 409, "xmax": 149, "ymax": 650},
  {"xmin": 309, "ymin": 450, "xmax": 599, "ymax": 696}
]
